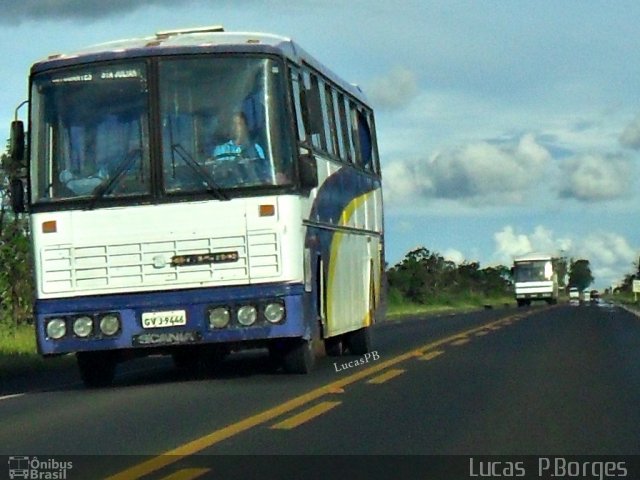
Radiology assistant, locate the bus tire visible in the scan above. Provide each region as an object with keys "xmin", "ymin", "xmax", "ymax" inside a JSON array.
[
  {"xmin": 77, "ymin": 351, "xmax": 116, "ymax": 388},
  {"xmin": 282, "ymin": 338, "xmax": 315, "ymax": 374},
  {"xmin": 345, "ymin": 326, "xmax": 372, "ymax": 355},
  {"xmin": 324, "ymin": 335, "xmax": 344, "ymax": 356}
]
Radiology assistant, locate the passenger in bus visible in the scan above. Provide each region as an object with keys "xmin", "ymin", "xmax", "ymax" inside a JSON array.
[
  {"xmin": 58, "ymin": 163, "xmax": 109, "ymax": 196},
  {"xmin": 212, "ymin": 111, "xmax": 269, "ymax": 185}
]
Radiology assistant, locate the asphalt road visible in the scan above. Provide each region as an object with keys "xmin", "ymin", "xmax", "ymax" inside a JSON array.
[{"xmin": 1, "ymin": 303, "xmax": 639, "ymax": 479}]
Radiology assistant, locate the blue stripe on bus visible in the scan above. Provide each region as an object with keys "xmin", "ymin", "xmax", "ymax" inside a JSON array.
[
  {"xmin": 35, "ymin": 283, "xmax": 307, "ymax": 355},
  {"xmin": 308, "ymin": 166, "xmax": 380, "ymax": 226}
]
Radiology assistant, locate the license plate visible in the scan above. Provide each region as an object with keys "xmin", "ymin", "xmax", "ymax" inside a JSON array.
[{"xmin": 141, "ymin": 310, "xmax": 187, "ymax": 329}]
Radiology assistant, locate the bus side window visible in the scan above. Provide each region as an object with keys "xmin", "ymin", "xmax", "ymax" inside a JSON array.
[
  {"xmin": 368, "ymin": 111, "xmax": 381, "ymax": 175},
  {"xmin": 303, "ymin": 71, "xmax": 326, "ymax": 152},
  {"xmin": 340, "ymin": 95, "xmax": 356, "ymax": 164},
  {"xmin": 349, "ymin": 101, "xmax": 362, "ymax": 168},
  {"xmin": 357, "ymin": 109, "xmax": 374, "ymax": 172},
  {"xmin": 332, "ymin": 89, "xmax": 346, "ymax": 161},
  {"xmin": 321, "ymin": 82, "xmax": 338, "ymax": 157},
  {"xmin": 290, "ymin": 68, "xmax": 307, "ymax": 144}
]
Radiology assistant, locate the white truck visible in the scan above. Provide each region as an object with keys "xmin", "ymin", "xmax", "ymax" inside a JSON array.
[{"xmin": 512, "ymin": 253, "xmax": 559, "ymax": 307}]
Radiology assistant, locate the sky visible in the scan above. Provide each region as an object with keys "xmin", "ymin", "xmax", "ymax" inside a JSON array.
[{"xmin": 1, "ymin": 0, "xmax": 639, "ymax": 290}]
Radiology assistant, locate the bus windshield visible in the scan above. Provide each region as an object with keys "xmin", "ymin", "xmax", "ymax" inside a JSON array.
[
  {"xmin": 31, "ymin": 62, "xmax": 151, "ymax": 202},
  {"xmin": 159, "ymin": 56, "xmax": 293, "ymax": 192},
  {"xmin": 514, "ymin": 260, "xmax": 552, "ymax": 282},
  {"xmin": 30, "ymin": 56, "xmax": 293, "ymax": 204}
]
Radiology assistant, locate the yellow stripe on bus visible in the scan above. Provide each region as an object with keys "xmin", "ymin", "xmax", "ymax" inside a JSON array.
[{"xmin": 326, "ymin": 190, "xmax": 376, "ymax": 336}]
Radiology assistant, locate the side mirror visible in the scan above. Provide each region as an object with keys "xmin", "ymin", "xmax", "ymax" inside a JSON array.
[
  {"xmin": 299, "ymin": 153, "xmax": 318, "ymax": 190},
  {"xmin": 10, "ymin": 178, "xmax": 25, "ymax": 214},
  {"xmin": 9, "ymin": 120, "xmax": 25, "ymax": 164}
]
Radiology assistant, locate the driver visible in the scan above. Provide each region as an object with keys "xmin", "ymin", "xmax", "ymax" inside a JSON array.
[{"xmin": 212, "ymin": 111, "xmax": 267, "ymax": 183}]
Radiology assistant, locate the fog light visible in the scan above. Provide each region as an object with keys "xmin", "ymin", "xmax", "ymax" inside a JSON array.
[
  {"xmin": 73, "ymin": 316, "xmax": 93, "ymax": 338},
  {"xmin": 209, "ymin": 307, "xmax": 230, "ymax": 328},
  {"xmin": 99, "ymin": 314, "xmax": 120, "ymax": 336},
  {"xmin": 46, "ymin": 318, "xmax": 66, "ymax": 340},
  {"xmin": 237, "ymin": 305, "xmax": 257, "ymax": 326},
  {"xmin": 264, "ymin": 302, "xmax": 285, "ymax": 323}
]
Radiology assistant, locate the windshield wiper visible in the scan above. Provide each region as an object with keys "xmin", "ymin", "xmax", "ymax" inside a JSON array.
[
  {"xmin": 87, "ymin": 148, "xmax": 141, "ymax": 210},
  {"xmin": 171, "ymin": 144, "xmax": 229, "ymax": 201}
]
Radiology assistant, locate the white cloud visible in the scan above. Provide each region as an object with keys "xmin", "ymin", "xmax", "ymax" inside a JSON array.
[
  {"xmin": 559, "ymin": 153, "xmax": 633, "ymax": 202},
  {"xmin": 384, "ymin": 133, "xmax": 551, "ymax": 206},
  {"xmin": 443, "ymin": 248, "xmax": 465, "ymax": 265},
  {"xmin": 367, "ymin": 66, "xmax": 419, "ymax": 111},
  {"xmin": 577, "ymin": 232, "xmax": 637, "ymax": 288},
  {"xmin": 578, "ymin": 232, "xmax": 635, "ymax": 268},
  {"xmin": 619, "ymin": 115, "xmax": 640, "ymax": 149},
  {"xmin": 493, "ymin": 225, "xmax": 572, "ymax": 264}
]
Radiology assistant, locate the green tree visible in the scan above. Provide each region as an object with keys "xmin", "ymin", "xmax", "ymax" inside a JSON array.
[
  {"xmin": 568, "ymin": 259, "xmax": 594, "ymax": 291},
  {"xmin": 387, "ymin": 246, "xmax": 513, "ymax": 304},
  {"xmin": 552, "ymin": 256, "xmax": 568, "ymax": 288},
  {"xmin": 0, "ymin": 151, "xmax": 34, "ymax": 330}
]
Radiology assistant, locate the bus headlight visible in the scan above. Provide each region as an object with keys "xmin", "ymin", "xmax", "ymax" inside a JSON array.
[
  {"xmin": 237, "ymin": 305, "xmax": 257, "ymax": 326},
  {"xmin": 46, "ymin": 318, "xmax": 66, "ymax": 340},
  {"xmin": 264, "ymin": 302, "xmax": 285, "ymax": 324},
  {"xmin": 209, "ymin": 307, "xmax": 230, "ymax": 329},
  {"xmin": 73, "ymin": 316, "xmax": 94, "ymax": 338},
  {"xmin": 99, "ymin": 314, "xmax": 120, "ymax": 336}
]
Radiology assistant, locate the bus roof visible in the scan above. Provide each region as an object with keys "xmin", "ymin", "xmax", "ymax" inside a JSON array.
[
  {"xmin": 31, "ymin": 26, "xmax": 369, "ymax": 105},
  {"xmin": 513, "ymin": 252, "xmax": 553, "ymax": 262}
]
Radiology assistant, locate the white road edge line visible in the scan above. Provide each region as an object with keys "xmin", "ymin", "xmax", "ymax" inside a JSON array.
[{"xmin": 0, "ymin": 393, "xmax": 26, "ymax": 402}]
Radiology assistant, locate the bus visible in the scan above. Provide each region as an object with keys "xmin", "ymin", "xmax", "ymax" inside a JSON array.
[
  {"xmin": 8, "ymin": 26, "xmax": 385, "ymax": 387},
  {"xmin": 512, "ymin": 252, "xmax": 558, "ymax": 307}
]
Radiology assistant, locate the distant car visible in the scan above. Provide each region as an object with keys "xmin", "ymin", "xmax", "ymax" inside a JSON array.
[
  {"xmin": 590, "ymin": 290, "xmax": 600, "ymax": 303},
  {"xmin": 569, "ymin": 287, "xmax": 579, "ymax": 299},
  {"xmin": 582, "ymin": 290, "xmax": 591, "ymax": 303}
]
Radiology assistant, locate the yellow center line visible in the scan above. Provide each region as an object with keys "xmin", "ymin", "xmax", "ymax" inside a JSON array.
[
  {"xmin": 417, "ymin": 350, "xmax": 444, "ymax": 361},
  {"xmin": 450, "ymin": 338, "xmax": 470, "ymax": 346},
  {"xmin": 104, "ymin": 310, "xmax": 532, "ymax": 480},
  {"xmin": 475, "ymin": 331, "xmax": 489, "ymax": 336},
  {"xmin": 270, "ymin": 401, "xmax": 341, "ymax": 430},
  {"xmin": 366, "ymin": 368, "xmax": 405, "ymax": 384},
  {"xmin": 160, "ymin": 468, "xmax": 210, "ymax": 480}
]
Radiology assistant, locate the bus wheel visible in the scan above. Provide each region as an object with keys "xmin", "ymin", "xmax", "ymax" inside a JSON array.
[
  {"xmin": 324, "ymin": 336, "xmax": 344, "ymax": 356},
  {"xmin": 77, "ymin": 351, "xmax": 116, "ymax": 388},
  {"xmin": 345, "ymin": 326, "xmax": 372, "ymax": 355},
  {"xmin": 282, "ymin": 338, "xmax": 315, "ymax": 374}
]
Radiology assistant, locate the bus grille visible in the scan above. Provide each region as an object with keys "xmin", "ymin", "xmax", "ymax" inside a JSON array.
[{"xmin": 40, "ymin": 233, "xmax": 280, "ymax": 294}]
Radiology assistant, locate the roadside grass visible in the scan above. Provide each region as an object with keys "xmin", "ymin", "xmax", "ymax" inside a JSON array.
[
  {"xmin": 0, "ymin": 322, "xmax": 73, "ymax": 378},
  {"xmin": 606, "ymin": 292, "xmax": 640, "ymax": 313},
  {"xmin": 386, "ymin": 294, "xmax": 517, "ymax": 319}
]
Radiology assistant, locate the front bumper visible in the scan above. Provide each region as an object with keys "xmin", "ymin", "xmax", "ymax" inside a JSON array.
[{"xmin": 35, "ymin": 283, "xmax": 307, "ymax": 355}]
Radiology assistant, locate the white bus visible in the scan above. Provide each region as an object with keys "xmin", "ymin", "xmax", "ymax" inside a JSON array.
[
  {"xmin": 512, "ymin": 252, "xmax": 558, "ymax": 307},
  {"xmin": 8, "ymin": 26, "xmax": 385, "ymax": 387}
]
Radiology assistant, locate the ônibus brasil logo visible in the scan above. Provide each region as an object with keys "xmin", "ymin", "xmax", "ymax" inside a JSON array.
[{"xmin": 8, "ymin": 456, "xmax": 73, "ymax": 480}]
